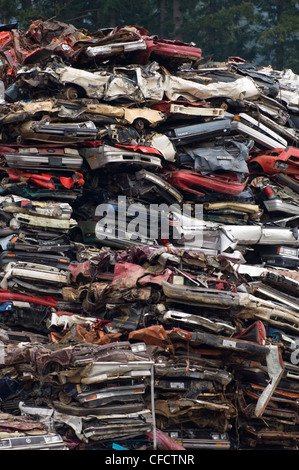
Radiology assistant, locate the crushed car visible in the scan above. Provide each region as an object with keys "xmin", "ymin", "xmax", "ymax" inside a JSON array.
[{"xmin": 0, "ymin": 18, "xmax": 298, "ymax": 451}]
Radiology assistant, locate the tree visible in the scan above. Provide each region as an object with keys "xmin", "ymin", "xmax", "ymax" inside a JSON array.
[
  {"xmin": 182, "ymin": 0, "xmax": 257, "ymax": 60},
  {"xmin": 0, "ymin": 0, "xmax": 20, "ymax": 24},
  {"xmin": 1, "ymin": 0, "xmax": 298, "ymax": 72},
  {"xmin": 172, "ymin": 0, "xmax": 183, "ymax": 39},
  {"xmin": 79, "ymin": 0, "xmax": 159, "ymax": 33},
  {"xmin": 254, "ymin": 0, "xmax": 299, "ymax": 71}
]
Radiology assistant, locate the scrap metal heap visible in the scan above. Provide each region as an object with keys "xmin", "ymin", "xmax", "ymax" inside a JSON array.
[{"xmin": 0, "ymin": 19, "xmax": 299, "ymax": 450}]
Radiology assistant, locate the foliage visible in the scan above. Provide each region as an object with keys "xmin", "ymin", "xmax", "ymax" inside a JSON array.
[
  {"xmin": 254, "ymin": 0, "xmax": 299, "ymax": 71},
  {"xmin": 0, "ymin": 0, "xmax": 298, "ymax": 72}
]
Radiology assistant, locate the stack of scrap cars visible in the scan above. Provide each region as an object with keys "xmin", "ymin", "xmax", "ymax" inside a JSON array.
[{"xmin": 0, "ymin": 19, "xmax": 298, "ymax": 450}]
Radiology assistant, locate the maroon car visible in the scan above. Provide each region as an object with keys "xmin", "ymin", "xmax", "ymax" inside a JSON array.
[
  {"xmin": 164, "ymin": 170, "xmax": 249, "ymax": 197},
  {"xmin": 135, "ymin": 35, "xmax": 202, "ymax": 65}
]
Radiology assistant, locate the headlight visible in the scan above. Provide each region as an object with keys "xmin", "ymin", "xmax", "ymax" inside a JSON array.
[{"xmin": 274, "ymin": 161, "xmax": 289, "ymax": 170}]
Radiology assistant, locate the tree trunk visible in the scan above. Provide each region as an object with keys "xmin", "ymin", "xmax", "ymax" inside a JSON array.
[
  {"xmin": 275, "ymin": 1, "xmax": 284, "ymax": 70},
  {"xmin": 159, "ymin": 0, "xmax": 167, "ymax": 37},
  {"xmin": 208, "ymin": 0, "xmax": 216, "ymax": 55},
  {"xmin": 173, "ymin": 0, "xmax": 183, "ymax": 40}
]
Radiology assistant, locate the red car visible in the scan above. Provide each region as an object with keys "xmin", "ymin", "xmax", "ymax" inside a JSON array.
[
  {"xmin": 247, "ymin": 147, "xmax": 299, "ymax": 176},
  {"xmin": 0, "ymin": 29, "xmax": 29, "ymax": 81},
  {"xmin": 0, "ymin": 288, "xmax": 58, "ymax": 307},
  {"xmin": 95, "ymin": 26, "xmax": 202, "ymax": 66},
  {"xmin": 0, "ymin": 167, "xmax": 85, "ymax": 190},
  {"xmin": 137, "ymin": 36, "xmax": 202, "ymax": 65},
  {"xmin": 164, "ymin": 170, "xmax": 248, "ymax": 197}
]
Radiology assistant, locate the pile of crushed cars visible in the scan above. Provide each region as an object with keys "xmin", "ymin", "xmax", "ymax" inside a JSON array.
[{"xmin": 0, "ymin": 19, "xmax": 299, "ymax": 451}]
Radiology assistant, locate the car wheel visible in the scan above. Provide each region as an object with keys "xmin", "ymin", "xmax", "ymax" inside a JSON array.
[{"xmin": 63, "ymin": 86, "xmax": 79, "ymax": 100}]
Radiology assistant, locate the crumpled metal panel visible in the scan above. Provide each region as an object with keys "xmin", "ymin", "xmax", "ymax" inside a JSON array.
[{"xmin": 0, "ymin": 18, "xmax": 299, "ymax": 451}]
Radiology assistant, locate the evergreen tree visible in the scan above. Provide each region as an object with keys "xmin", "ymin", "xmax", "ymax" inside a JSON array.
[
  {"xmin": 0, "ymin": 0, "xmax": 20, "ymax": 24},
  {"xmin": 254, "ymin": 0, "xmax": 299, "ymax": 71},
  {"xmin": 182, "ymin": 0, "xmax": 257, "ymax": 61},
  {"xmin": 0, "ymin": 0, "xmax": 298, "ymax": 72}
]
